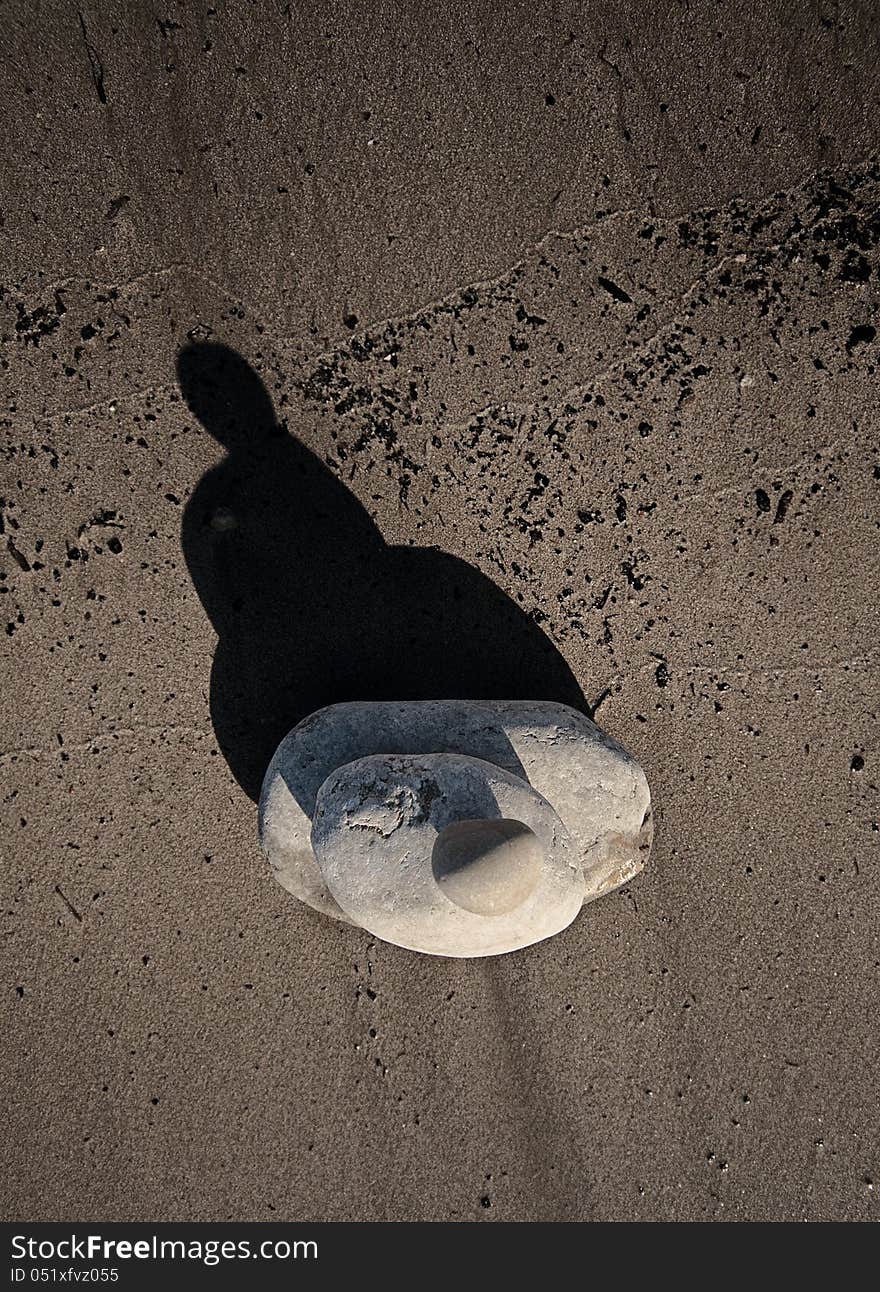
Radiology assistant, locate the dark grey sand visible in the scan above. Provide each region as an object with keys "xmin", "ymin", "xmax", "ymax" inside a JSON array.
[{"xmin": 3, "ymin": 1, "xmax": 879, "ymax": 1220}]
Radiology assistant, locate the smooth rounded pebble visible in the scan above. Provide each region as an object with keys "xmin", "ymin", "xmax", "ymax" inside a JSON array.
[
  {"xmin": 310, "ymin": 751, "xmax": 585, "ymax": 957},
  {"xmin": 259, "ymin": 699, "xmax": 653, "ymax": 928},
  {"xmin": 431, "ymin": 818, "xmax": 544, "ymax": 916}
]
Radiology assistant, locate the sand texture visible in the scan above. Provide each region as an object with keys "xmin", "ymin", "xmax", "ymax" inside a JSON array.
[{"xmin": 2, "ymin": 0, "xmax": 879, "ymax": 1220}]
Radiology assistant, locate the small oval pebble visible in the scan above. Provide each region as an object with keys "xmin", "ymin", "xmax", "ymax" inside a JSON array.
[
  {"xmin": 311, "ymin": 751, "xmax": 584, "ymax": 956},
  {"xmin": 432, "ymin": 818, "xmax": 543, "ymax": 916}
]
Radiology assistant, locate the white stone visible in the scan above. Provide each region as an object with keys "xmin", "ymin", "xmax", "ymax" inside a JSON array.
[
  {"xmin": 433, "ymin": 818, "xmax": 544, "ymax": 916},
  {"xmin": 259, "ymin": 699, "xmax": 653, "ymax": 955},
  {"xmin": 311, "ymin": 752, "xmax": 583, "ymax": 956}
]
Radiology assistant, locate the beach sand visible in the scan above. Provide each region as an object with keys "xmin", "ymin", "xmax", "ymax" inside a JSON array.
[{"xmin": 3, "ymin": 1, "xmax": 879, "ymax": 1220}]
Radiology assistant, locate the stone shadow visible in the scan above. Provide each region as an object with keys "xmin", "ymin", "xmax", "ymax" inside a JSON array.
[{"xmin": 178, "ymin": 342, "xmax": 587, "ymax": 800}]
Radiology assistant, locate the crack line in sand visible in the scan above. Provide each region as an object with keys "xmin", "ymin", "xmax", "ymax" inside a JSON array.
[
  {"xmin": 9, "ymin": 154, "xmax": 872, "ymax": 386},
  {"xmin": 53, "ymin": 884, "xmax": 83, "ymax": 923},
  {"xmin": 278, "ymin": 154, "xmax": 875, "ymax": 358},
  {"xmin": 633, "ymin": 653, "xmax": 878, "ymax": 681},
  {"xmin": 0, "ymin": 652, "xmax": 873, "ymax": 768},
  {"xmin": 0, "ymin": 724, "xmax": 214, "ymax": 765}
]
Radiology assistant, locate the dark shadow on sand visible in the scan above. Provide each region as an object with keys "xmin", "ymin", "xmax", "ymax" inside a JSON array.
[{"xmin": 178, "ymin": 343, "xmax": 587, "ymax": 800}]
